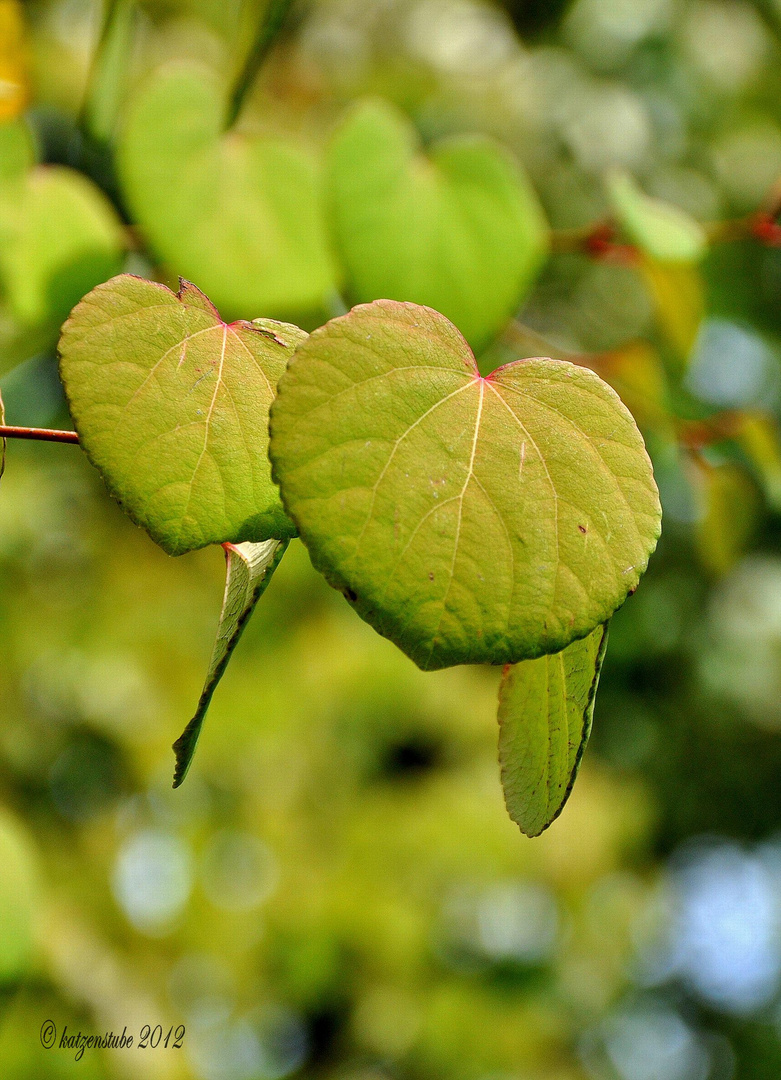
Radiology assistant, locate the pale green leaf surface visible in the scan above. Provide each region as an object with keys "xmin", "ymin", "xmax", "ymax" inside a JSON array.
[
  {"xmin": 58, "ymin": 274, "xmax": 306, "ymax": 556},
  {"xmin": 269, "ymin": 300, "xmax": 661, "ymax": 671},
  {"xmin": 608, "ymin": 171, "xmax": 708, "ymax": 264},
  {"xmin": 173, "ymin": 537, "xmax": 288, "ymax": 787},
  {"xmin": 328, "ymin": 99, "xmax": 549, "ymax": 353},
  {"xmin": 0, "ymin": 164, "xmax": 125, "ymax": 328},
  {"xmin": 119, "ymin": 64, "xmax": 338, "ymax": 321},
  {"xmin": 498, "ymin": 622, "xmax": 608, "ymax": 837}
]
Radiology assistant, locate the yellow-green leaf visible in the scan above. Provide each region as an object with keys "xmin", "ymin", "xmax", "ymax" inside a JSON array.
[
  {"xmin": 58, "ymin": 275, "xmax": 305, "ymax": 556},
  {"xmin": 498, "ymin": 622, "xmax": 609, "ymax": 837},
  {"xmin": 173, "ymin": 538, "xmax": 288, "ymax": 787},
  {"xmin": 269, "ymin": 300, "xmax": 661, "ymax": 670}
]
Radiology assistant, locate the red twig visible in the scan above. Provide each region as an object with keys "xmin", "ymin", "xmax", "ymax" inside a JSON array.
[{"xmin": 0, "ymin": 425, "xmax": 79, "ymax": 444}]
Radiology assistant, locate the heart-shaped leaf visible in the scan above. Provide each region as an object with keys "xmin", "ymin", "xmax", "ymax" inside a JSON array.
[
  {"xmin": 0, "ymin": 123, "xmax": 125, "ymax": 338},
  {"xmin": 498, "ymin": 622, "xmax": 608, "ymax": 837},
  {"xmin": 269, "ymin": 300, "xmax": 661, "ymax": 670},
  {"xmin": 119, "ymin": 64, "xmax": 338, "ymax": 321},
  {"xmin": 328, "ymin": 99, "xmax": 549, "ymax": 353},
  {"xmin": 607, "ymin": 171, "xmax": 708, "ymax": 264},
  {"xmin": 59, "ymin": 274, "xmax": 306, "ymax": 556},
  {"xmin": 173, "ymin": 537, "xmax": 288, "ymax": 787}
]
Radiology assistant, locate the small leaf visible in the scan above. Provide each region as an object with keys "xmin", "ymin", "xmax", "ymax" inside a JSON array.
[
  {"xmin": 639, "ymin": 257, "xmax": 705, "ymax": 363},
  {"xmin": 607, "ymin": 171, "xmax": 708, "ymax": 264},
  {"xmin": 269, "ymin": 300, "xmax": 661, "ymax": 670},
  {"xmin": 328, "ymin": 99, "xmax": 549, "ymax": 353},
  {"xmin": 732, "ymin": 410, "xmax": 781, "ymax": 512},
  {"xmin": 119, "ymin": 64, "xmax": 337, "ymax": 321},
  {"xmin": 692, "ymin": 459, "xmax": 760, "ymax": 576},
  {"xmin": 498, "ymin": 622, "xmax": 608, "ymax": 837},
  {"xmin": 58, "ymin": 274, "xmax": 306, "ymax": 555},
  {"xmin": 173, "ymin": 538, "xmax": 288, "ymax": 787}
]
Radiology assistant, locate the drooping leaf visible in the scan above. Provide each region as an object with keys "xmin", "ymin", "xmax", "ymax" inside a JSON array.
[
  {"xmin": 58, "ymin": 274, "xmax": 306, "ymax": 556},
  {"xmin": 607, "ymin": 171, "xmax": 708, "ymax": 264},
  {"xmin": 119, "ymin": 64, "xmax": 337, "ymax": 322},
  {"xmin": 498, "ymin": 622, "xmax": 608, "ymax": 837},
  {"xmin": 269, "ymin": 300, "xmax": 661, "ymax": 671},
  {"xmin": 0, "ymin": 150, "xmax": 126, "ymax": 333},
  {"xmin": 173, "ymin": 538, "xmax": 288, "ymax": 787},
  {"xmin": 327, "ymin": 99, "xmax": 549, "ymax": 353}
]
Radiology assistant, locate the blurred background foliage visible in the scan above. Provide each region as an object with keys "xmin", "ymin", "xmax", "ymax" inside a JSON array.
[{"xmin": 3, "ymin": 0, "xmax": 781, "ymax": 1078}]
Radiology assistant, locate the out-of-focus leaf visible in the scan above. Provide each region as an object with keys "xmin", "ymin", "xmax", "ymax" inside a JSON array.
[
  {"xmin": 82, "ymin": 0, "xmax": 136, "ymax": 145},
  {"xmin": 498, "ymin": 622, "xmax": 609, "ymax": 837},
  {"xmin": 173, "ymin": 537, "xmax": 288, "ymax": 787},
  {"xmin": 269, "ymin": 300, "xmax": 661, "ymax": 670},
  {"xmin": 119, "ymin": 64, "xmax": 337, "ymax": 322},
  {"xmin": 588, "ymin": 340, "xmax": 672, "ymax": 435},
  {"xmin": 0, "ymin": 807, "xmax": 38, "ymax": 979},
  {"xmin": 0, "ymin": 118, "xmax": 33, "ymax": 184},
  {"xmin": 607, "ymin": 171, "xmax": 708, "ymax": 264},
  {"xmin": 58, "ymin": 274, "xmax": 305, "ymax": 556},
  {"xmin": 732, "ymin": 410, "xmax": 781, "ymax": 512},
  {"xmin": 0, "ymin": 1, "xmax": 29, "ymax": 122},
  {"xmin": 327, "ymin": 99, "xmax": 549, "ymax": 353},
  {"xmin": 0, "ymin": 160, "xmax": 126, "ymax": 330},
  {"xmin": 693, "ymin": 459, "xmax": 761, "ymax": 576},
  {"xmin": 639, "ymin": 256, "xmax": 705, "ymax": 363}
]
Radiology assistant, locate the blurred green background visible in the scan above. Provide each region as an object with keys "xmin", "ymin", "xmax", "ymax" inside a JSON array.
[{"xmin": 4, "ymin": 0, "xmax": 781, "ymax": 1077}]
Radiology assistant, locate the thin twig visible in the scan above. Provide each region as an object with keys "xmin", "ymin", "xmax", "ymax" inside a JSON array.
[
  {"xmin": 225, "ymin": 0, "xmax": 296, "ymax": 129},
  {"xmin": 0, "ymin": 426, "xmax": 79, "ymax": 444}
]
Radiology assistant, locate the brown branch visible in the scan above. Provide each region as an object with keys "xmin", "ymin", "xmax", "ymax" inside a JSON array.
[{"xmin": 0, "ymin": 425, "xmax": 79, "ymax": 444}]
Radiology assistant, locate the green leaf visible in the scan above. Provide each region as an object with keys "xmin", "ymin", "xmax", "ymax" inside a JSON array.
[
  {"xmin": 58, "ymin": 274, "xmax": 306, "ymax": 556},
  {"xmin": 328, "ymin": 99, "xmax": 549, "ymax": 353},
  {"xmin": 269, "ymin": 300, "xmax": 661, "ymax": 671},
  {"xmin": 0, "ymin": 162, "xmax": 125, "ymax": 327},
  {"xmin": 498, "ymin": 622, "xmax": 608, "ymax": 837},
  {"xmin": 607, "ymin": 171, "xmax": 708, "ymax": 264},
  {"xmin": 119, "ymin": 64, "xmax": 338, "ymax": 322},
  {"xmin": 173, "ymin": 537, "xmax": 288, "ymax": 787}
]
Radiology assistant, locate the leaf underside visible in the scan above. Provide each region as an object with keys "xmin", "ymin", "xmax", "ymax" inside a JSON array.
[
  {"xmin": 269, "ymin": 300, "xmax": 662, "ymax": 671},
  {"xmin": 328, "ymin": 99, "xmax": 549, "ymax": 353},
  {"xmin": 172, "ymin": 538, "xmax": 288, "ymax": 787},
  {"xmin": 498, "ymin": 622, "xmax": 609, "ymax": 837},
  {"xmin": 58, "ymin": 274, "xmax": 306, "ymax": 556}
]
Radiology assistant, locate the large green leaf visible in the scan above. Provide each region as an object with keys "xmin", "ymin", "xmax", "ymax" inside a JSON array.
[
  {"xmin": 269, "ymin": 300, "xmax": 661, "ymax": 671},
  {"xmin": 498, "ymin": 623, "xmax": 608, "ymax": 837},
  {"xmin": 0, "ymin": 148, "xmax": 125, "ymax": 334},
  {"xmin": 327, "ymin": 99, "xmax": 549, "ymax": 354},
  {"xmin": 607, "ymin": 171, "xmax": 708, "ymax": 264},
  {"xmin": 119, "ymin": 64, "xmax": 338, "ymax": 322},
  {"xmin": 173, "ymin": 538, "xmax": 288, "ymax": 787},
  {"xmin": 58, "ymin": 274, "xmax": 306, "ymax": 556}
]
